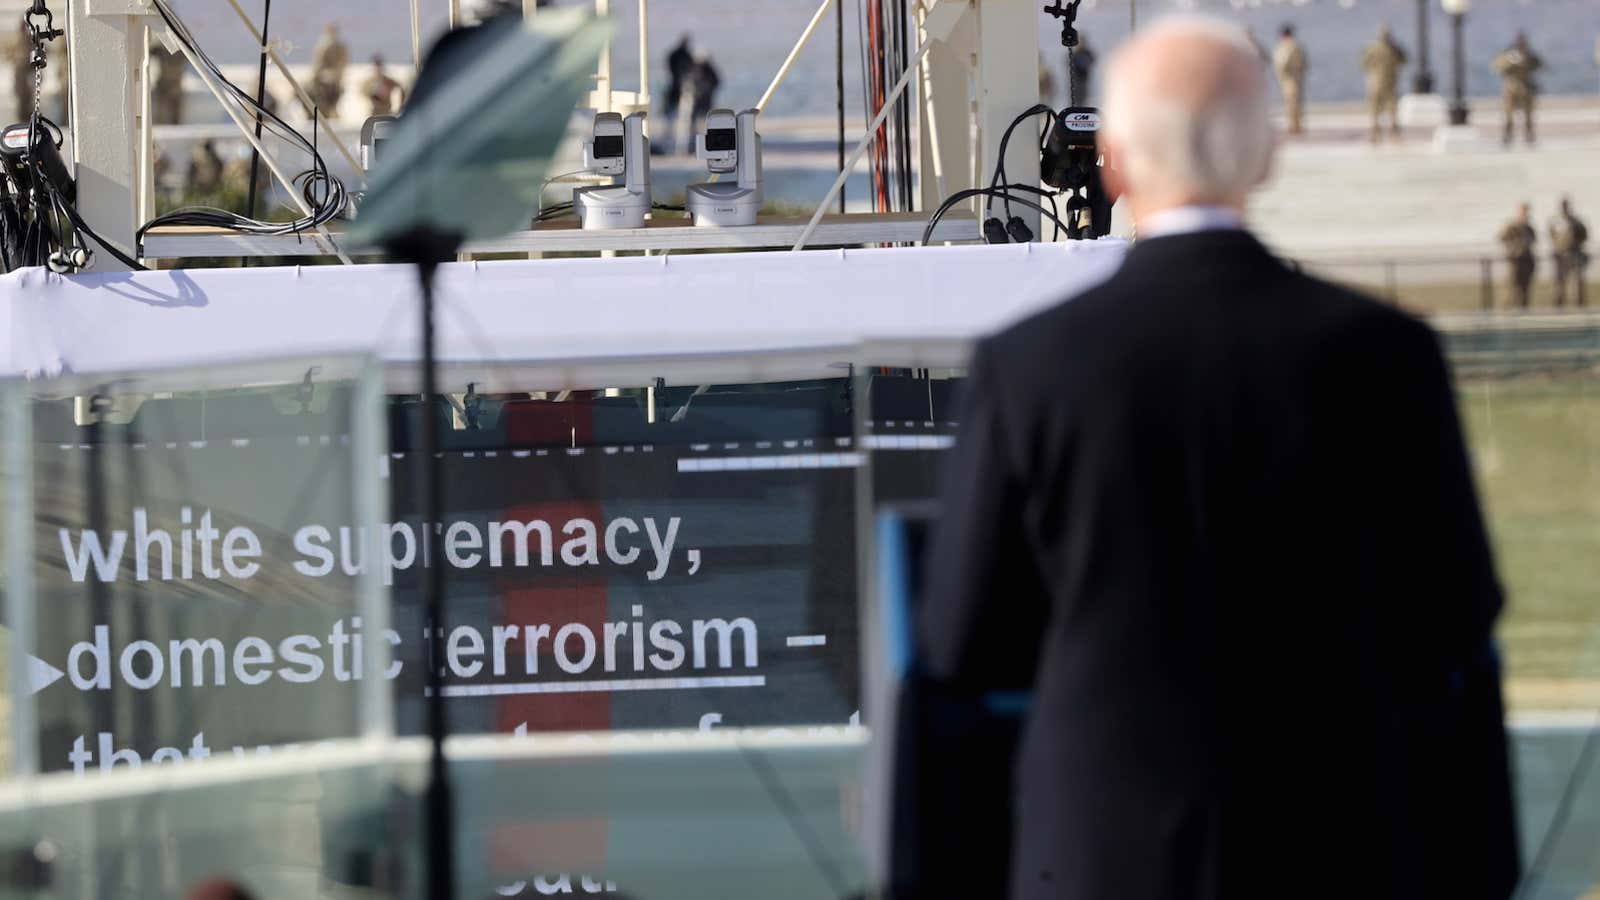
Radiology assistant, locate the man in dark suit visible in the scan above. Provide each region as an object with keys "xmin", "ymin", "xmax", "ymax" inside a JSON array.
[{"xmin": 919, "ymin": 16, "xmax": 1518, "ymax": 900}]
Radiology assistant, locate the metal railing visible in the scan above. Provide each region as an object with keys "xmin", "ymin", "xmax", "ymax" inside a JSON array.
[{"xmin": 1291, "ymin": 253, "xmax": 1594, "ymax": 315}]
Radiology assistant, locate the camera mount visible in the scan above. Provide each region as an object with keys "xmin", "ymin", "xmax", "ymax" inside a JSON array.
[{"xmin": 1042, "ymin": 0, "xmax": 1083, "ymax": 50}]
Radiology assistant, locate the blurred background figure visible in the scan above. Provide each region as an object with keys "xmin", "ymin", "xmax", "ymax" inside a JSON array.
[
  {"xmin": 222, "ymin": 145, "xmax": 267, "ymax": 198},
  {"xmin": 1272, "ymin": 24, "xmax": 1306, "ymax": 135},
  {"xmin": 657, "ymin": 33, "xmax": 693, "ymax": 154},
  {"xmin": 8, "ymin": 21, "xmax": 31, "ymax": 121},
  {"xmin": 152, "ymin": 143, "xmax": 174, "ymax": 201},
  {"xmin": 152, "ymin": 44, "xmax": 185, "ymax": 125},
  {"xmin": 361, "ymin": 52, "xmax": 404, "ymax": 117},
  {"xmin": 1361, "ymin": 24, "xmax": 1406, "ymax": 143},
  {"xmin": 1549, "ymin": 197, "xmax": 1589, "ymax": 307},
  {"xmin": 687, "ymin": 50, "xmax": 721, "ymax": 143},
  {"xmin": 310, "ymin": 23, "xmax": 350, "ymax": 118},
  {"xmin": 1038, "ymin": 56, "xmax": 1056, "ymax": 105},
  {"xmin": 187, "ymin": 139, "xmax": 223, "ymax": 194},
  {"xmin": 1494, "ymin": 32, "xmax": 1543, "ymax": 146},
  {"xmin": 1498, "ymin": 202, "xmax": 1538, "ymax": 310}
]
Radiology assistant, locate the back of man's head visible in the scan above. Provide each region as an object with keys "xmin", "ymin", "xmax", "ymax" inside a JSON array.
[{"xmin": 1100, "ymin": 16, "xmax": 1275, "ymax": 219}]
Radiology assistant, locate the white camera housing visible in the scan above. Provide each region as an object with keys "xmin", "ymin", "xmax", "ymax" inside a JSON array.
[
  {"xmin": 695, "ymin": 109, "xmax": 739, "ymax": 173},
  {"xmin": 582, "ymin": 111, "xmax": 627, "ymax": 176},
  {"xmin": 574, "ymin": 111, "xmax": 652, "ymax": 230},
  {"xmin": 686, "ymin": 108, "xmax": 763, "ymax": 227}
]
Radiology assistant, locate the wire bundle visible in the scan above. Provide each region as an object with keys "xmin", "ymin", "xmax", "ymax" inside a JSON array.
[
  {"xmin": 858, "ymin": 0, "xmax": 914, "ymax": 214},
  {"xmin": 922, "ymin": 106, "xmax": 1070, "ymax": 246},
  {"xmin": 135, "ymin": 0, "xmax": 347, "ymax": 248},
  {"xmin": 0, "ymin": 3, "xmax": 147, "ymax": 275}
]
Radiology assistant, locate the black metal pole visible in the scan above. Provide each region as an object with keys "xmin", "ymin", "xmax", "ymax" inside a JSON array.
[
  {"xmin": 417, "ymin": 255, "xmax": 455, "ymax": 900},
  {"xmin": 1412, "ymin": 0, "xmax": 1434, "ymax": 94},
  {"xmin": 1448, "ymin": 12, "xmax": 1469, "ymax": 125},
  {"xmin": 836, "ymin": 0, "xmax": 846, "ymax": 214},
  {"xmin": 245, "ymin": 0, "xmax": 271, "ymax": 226}
]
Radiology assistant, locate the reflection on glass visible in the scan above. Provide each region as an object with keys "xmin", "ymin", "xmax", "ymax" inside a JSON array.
[
  {"xmin": 0, "ymin": 356, "xmax": 396, "ymax": 899},
  {"xmin": 401, "ymin": 367, "xmax": 868, "ymax": 899}
]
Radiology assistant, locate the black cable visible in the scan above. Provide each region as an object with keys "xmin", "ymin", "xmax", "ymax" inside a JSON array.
[
  {"xmin": 988, "ymin": 105, "xmax": 1053, "ymax": 220},
  {"xmin": 138, "ymin": 0, "xmax": 347, "ymax": 245},
  {"xmin": 922, "ymin": 186, "xmax": 1068, "ymax": 246},
  {"xmin": 835, "ymin": 0, "xmax": 845, "ymax": 214},
  {"xmin": 52, "ymin": 182, "xmax": 147, "ymax": 270},
  {"xmin": 244, "ymin": 0, "xmax": 272, "ymax": 230}
]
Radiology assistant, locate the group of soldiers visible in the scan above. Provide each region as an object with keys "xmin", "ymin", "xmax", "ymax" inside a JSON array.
[
  {"xmin": 1271, "ymin": 26, "xmax": 1549, "ymax": 146},
  {"xmin": 147, "ymin": 22, "xmax": 405, "ymax": 129},
  {"xmin": 308, "ymin": 24, "xmax": 405, "ymax": 120},
  {"xmin": 1499, "ymin": 199, "xmax": 1590, "ymax": 309}
]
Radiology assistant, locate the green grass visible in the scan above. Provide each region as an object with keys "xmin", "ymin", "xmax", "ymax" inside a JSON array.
[{"xmin": 1459, "ymin": 374, "xmax": 1600, "ymax": 686}]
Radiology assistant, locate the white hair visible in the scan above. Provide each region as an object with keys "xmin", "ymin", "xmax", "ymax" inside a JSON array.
[{"xmin": 1102, "ymin": 15, "xmax": 1275, "ymax": 204}]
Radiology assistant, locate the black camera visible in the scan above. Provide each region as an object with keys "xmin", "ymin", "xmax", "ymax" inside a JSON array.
[{"xmin": 1040, "ymin": 106, "xmax": 1111, "ymax": 240}]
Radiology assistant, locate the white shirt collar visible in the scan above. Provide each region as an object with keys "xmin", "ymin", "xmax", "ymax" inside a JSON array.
[{"xmin": 1138, "ymin": 205, "xmax": 1245, "ymax": 240}]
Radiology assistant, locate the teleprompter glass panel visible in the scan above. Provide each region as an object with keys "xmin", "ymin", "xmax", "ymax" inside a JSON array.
[
  {"xmin": 0, "ymin": 355, "xmax": 401, "ymax": 900},
  {"xmin": 404, "ymin": 350, "xmax": 869, "ymax": 899}
]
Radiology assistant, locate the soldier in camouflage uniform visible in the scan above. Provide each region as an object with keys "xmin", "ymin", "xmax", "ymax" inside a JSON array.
[
  {"xmin": 1493, "ymin": 32, "xmax": 1543, "ymax": 146},
  {"xmin": 152, "ymin": 45, "xmax": 185, "ymax": 125},
  {"xmin": 310, "ymin": 24, "xmax": 350, "ymax": 119},
  {"xmin": 1498, "ymin": 202, "xmax": 1538, "ymax": 311},
  {"xmin": 1361, "ymin": 25, "xmax": 1407, "ymax": 143},
  {"xmin": 1549, "ymin": 197, "xmax": 1590, "ymax": 308},
  {"xmin": 1272, "ymin": 25, "xmax": 1308, "ymax": 136}
]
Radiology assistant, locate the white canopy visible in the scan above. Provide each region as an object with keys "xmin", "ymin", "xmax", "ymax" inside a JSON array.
[{"xmin": 0, "ymin": 241, "xmax": 1126, "ymax": 388}]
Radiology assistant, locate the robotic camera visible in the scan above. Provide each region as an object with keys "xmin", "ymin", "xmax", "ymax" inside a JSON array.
[
  {"xmin": 1040, "ymin": 106, "xmax": 1112, "ymax": 240},
  {"xmin": 686, "ymin": 108, "xmax": 763, "ymax": 227},
  {"xmin": 573, "ymin": 111, "xmax": 652, "ymax": 230}
]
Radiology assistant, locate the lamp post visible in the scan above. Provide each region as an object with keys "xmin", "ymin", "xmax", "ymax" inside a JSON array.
[
  {"xmin": 1411, "ymin": 0, "xmax": 1434, "ymax": 94},
  {"xmin": 1441, "ymin": 0, "xmax": 1470, "ymax": 125}
]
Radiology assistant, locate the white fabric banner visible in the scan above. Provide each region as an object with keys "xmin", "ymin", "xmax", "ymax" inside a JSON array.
[{"xmin": 0, "ymin": 241, "xmax": 1125, "ymax": 384}]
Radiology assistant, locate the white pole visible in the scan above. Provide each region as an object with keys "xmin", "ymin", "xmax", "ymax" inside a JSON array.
[
  {"xmin": 637, "ymin": 0, "xmax": 649, "ymax": 105},
  {"xmin": 523, "ymin": 0, "xmax": 538, "ymax": 18},
  {"xmin": 223, "ymin": 0, "xmax": 362, "ymax": 173},
  {"xmin": 67, "ymin": 0, "xmax": 149, "ymax": 267},
  {"xmin": 915, "ymin": 0, "xmax": 947, "ymax": 202},
  {"xmin": 793, "ymin": 37, "xmax": 935, "ymax": 251},
  {"xmin": 449, "ymin": 0, "xmax": 461, "ymax": 28},
  {"xmin": 756, "ymin": 0, "xmax": 834, "ymax": 112},
  {"xmin": 596, "ymin": 0, "xmax": 611, "ymax": 110}
]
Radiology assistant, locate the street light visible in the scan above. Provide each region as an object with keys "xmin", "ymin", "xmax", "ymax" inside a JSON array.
[
  {"xmin": 1440, "ymin": 0, "xmax": 1470, "ymax": 125},
  {"xmin": 1411, "ymin": 0, "xmax": 1435, "ymax": 94}
]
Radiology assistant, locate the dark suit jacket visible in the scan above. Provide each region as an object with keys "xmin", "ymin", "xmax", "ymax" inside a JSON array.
[{"xmin": 920, "ymin": 230, "xmax": 1519, "ymax": 900}]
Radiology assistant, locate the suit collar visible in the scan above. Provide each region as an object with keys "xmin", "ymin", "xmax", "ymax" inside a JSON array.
[{"xmin": 1123, "ymin": 228, "xmax": 1277, "ymax": 270}]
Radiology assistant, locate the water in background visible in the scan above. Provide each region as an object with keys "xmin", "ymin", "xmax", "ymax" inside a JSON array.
[{"xmin": 171, "ymin": 0, "xmax": 1599, "ymax": 117}]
